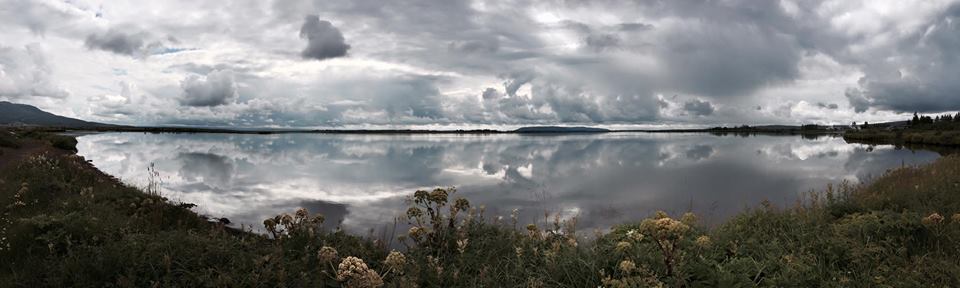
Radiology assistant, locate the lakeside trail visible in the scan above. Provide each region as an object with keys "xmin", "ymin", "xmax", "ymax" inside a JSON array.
[{"xmin": 2, "ymin": 128, "xmax": 960, "ymax": 287}]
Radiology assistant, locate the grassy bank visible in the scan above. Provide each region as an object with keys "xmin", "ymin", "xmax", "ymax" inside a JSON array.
[
  {"xmin": 844, "ymin": 129, "xmax": 960, "ymax": 146},
  {"xmin": 845, "ymin": 113, "xmax": 960, "ymax": 146},
  {"xmin": 2, "ymin": 129, "xmax": 960, "ymax": 287}
]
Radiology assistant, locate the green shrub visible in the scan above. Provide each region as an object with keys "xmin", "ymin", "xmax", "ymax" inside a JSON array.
[{"xmin": 47, "ymin": 134, "xmax": 78, "ymax": 151}]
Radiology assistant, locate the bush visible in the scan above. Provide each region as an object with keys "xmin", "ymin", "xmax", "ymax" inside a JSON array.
[
  {"xmin": 0, "ymin": 131, "xmax": 20, "ymax": 148},
  {"xmin": 47, "ymin": 135, "xmax": 78, "ymax": 151}
]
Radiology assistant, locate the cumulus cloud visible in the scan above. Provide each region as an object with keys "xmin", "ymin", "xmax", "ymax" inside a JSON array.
[
  {"xmin": 179, "ymin": 70, "xmax": 239, "ymax": 107},
  {"xmin": 848, "ymin": 4, "xmax": 960, "ymax": 113},
  {"xmin": 3, "ymin": 0, "xmax": 959, "ymax": 127},
  {"xmin": 0, "ymin": 44, "xmax": 68, "ymax": 99},
  {"xmin": 299, "ymin": 15, "xmax": 350, "ymax": 60}
]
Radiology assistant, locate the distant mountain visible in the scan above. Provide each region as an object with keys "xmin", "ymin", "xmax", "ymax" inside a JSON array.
[
  {"xmin": 514, "ymin": 126, "xmax": 610, "ymax": 133},
  {"xmin": 0, "ymin": 101, "xmax": 115, "ymax": 128}
]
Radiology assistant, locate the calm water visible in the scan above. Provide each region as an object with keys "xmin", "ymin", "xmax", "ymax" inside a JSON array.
[{"xmin": 76, "ymin": 132, "xmax": 941, "ymax": 233}]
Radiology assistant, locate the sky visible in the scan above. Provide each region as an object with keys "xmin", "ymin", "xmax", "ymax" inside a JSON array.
[{"xmin": 1, "ymin": 0, "xmax": 959, "ymax": 129}]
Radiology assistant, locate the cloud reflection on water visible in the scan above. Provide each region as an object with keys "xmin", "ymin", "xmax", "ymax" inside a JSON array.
[{"xmin": 77, "ymin": 133, "xmax": 941, "ymax": 233}]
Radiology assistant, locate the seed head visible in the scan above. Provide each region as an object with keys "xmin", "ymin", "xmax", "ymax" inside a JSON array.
[
  {"xmin": 384, "ymin": 250, "xmax": 406, "ymax": 271},
  {"xmin": 318, "ymin": 246, "xmax": 339, "ymax": 263},
  {"xmin": 337, "ymin": 256, "xmax": 383, "ymax": 288},
  {"xmin": 922, "ymin": 213, "xmax": 945, "ymax": 227},
  {"xmin": 295, "ymin": 208, "xmax": 309, "ymax": 219},
  {"xmin": 680, "ymin": 212, "xmax": 697, "ymax": 225},
  {"xmin": 618, "ymin": 260, "xmax": 637, "ymax": 274},
  {"xmin": 695, "ymin": 235, "xmax": 712, "ymax": 248}
]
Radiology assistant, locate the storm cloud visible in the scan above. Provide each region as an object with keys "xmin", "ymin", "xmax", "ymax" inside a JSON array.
[
  {"xmin": 683, "ymin": 99, "xmax": 715, "ymax": 117},
  {"xmin": 299, "ymin": 15, "xmax": 350, "ymax": 60}
]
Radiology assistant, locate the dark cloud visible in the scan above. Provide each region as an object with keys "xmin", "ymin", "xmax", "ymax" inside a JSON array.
[
  {"xmin": 845, "ymin": 87, "xmax": 870, "ymax": 113},
  {"xmin": 179, "ymin": 70, "xmax": 238, "ymax": 107},
  {"xmin": 683, "ymin": 99, "xmax": 714, "ymax": 117},
  {"xmin": 617, "ymin": 22, "xmax": 654, "ymax": 32},
  {"xmin": 816, "ymin": 102, "xmax": 839, "ymax": 110},
  {"xmin": 85, "ymin": 29, "xmax": 148, "ymax": 55},
  {"xmin": 448, "ymin": 38, "xmax": 500, "ymax": 54},
  {"xmin": 503, "ymin": 72, "xmax": 535, "ymax": 97},
  {"xmin": 584, "ymin": 33, "xmax": 620, "ymax": 52},
  {"xmin": 481, "ymin": 88, "xmax": 501, "ymax": 100},
  {"xmin": 299, "ymin": 15, "xmax": 350, "ymax": 60},
  {"xmin": 84, "ymin": 28, "xmax": 178, "ymax": 57}
]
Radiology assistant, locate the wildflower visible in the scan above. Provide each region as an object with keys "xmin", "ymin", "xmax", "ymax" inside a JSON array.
[
  {"xmin": 695, "ymin": 235, "xmax": 712, "ymax": 248},
  {"xmin": 680, "ymin": 212, "xmax": 697, "ymax": 225},
  {"xmin": 653, "ymin": 210, "xmax": 669, "ymax": 219},
  {"xmin": 408, "ymin": 226, "xmax": 426, "ymax": 239},
  {"xmin": 383, "ymin": 250, "xmax": 406, "ymax": 271},
  {"xmin": 428, "ymin": 188, "xmax": 449, "ymax": 204},
  {"xmin": 453, "ymin": 198, "xmax": 470, "ymax": 212},
  {"xmin": 406, "ymin": 207, "xmax": 423, "ymax": 219},
  {"xmin": 280, "ymin": 214, "xmax": 294, "ymax": 226},
  {"xmin": 951, "ymin": 213, "xmax": 960, "ymax": 224},
  {"xmin": 413, "ymin": 190, "xmax": 429, "ymax": 201},
  {"xmin": 640, "ymin": 217, "xmax": 690, "ymax": 239},
  {"xmin": 263, "ymin": 218, "xmax": 277, "ymax": 231},
  {"xmin": 318, "ymin": 246, "xmax": 339, "ymax": 263},
  {"xmin": 625, "ymin": 229, "xmax": 644, "ymax": 242},
  {"xmin": 515, "ymin": 246, "xmax": 523, "ymax": 258},
  {"xmin": 618, "ymin": 260, "xmax": 637, "ymax": 274},
  {"xmin": 615, "ymin": 241, "xmax": 631, "ymax": 252},
  {"xmin": 457, "ymin": 238, "xmax": 469, "ymax": 254},
  {"xmin": 337, "ymin": 257, "xmax": 383, "ymax": 288},
  {"xmin": 526, "ymin": 223, "xmax": 539, "ymax": 238},
  {"xmin": 526, "ymin": 223, "xmax": 538, "ymax": 232},
  {"xmin": 922, "ymin": 213, "xmax": 944, "ymax": 227},
  {"xmin": 295, "ymin": 208, "xmax": 309, "ymax": 219},
  {"xmin": 511, "ymin": 209, "xmax": 519, "ymax": 222}
]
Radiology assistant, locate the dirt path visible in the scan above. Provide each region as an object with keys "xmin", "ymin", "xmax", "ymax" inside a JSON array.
[{"xmin": 0, "ymin": 139, "xmax": 60, "ymax": 173}]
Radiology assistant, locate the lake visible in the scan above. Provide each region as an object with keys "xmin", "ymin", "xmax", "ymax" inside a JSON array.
[{"xmin": 76, "ymin": 132, "xmax": 942, "ymax": 233}]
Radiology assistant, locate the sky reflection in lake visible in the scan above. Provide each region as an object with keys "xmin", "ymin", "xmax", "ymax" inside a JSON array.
[{"xmin": 76, "ymin": 133, "xmax": 941, "ymax": 233}]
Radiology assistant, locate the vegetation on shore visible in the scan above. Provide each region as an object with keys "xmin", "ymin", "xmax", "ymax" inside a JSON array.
[
  {"xmin": 2, "ymin": 129, "xmax": 960, "ymax": 287},
  {"xmin": 845, "ymin": 113, "xmax": 960, "ymax": 146}
]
